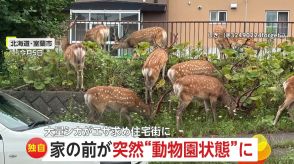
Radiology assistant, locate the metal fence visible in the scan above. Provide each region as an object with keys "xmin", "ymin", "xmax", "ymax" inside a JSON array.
[{"xmin": 70, "ymin": 21, "xmax": 294, "ymax": 57}]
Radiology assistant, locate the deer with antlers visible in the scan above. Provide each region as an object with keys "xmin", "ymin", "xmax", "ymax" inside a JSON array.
[
  {"xmin": 84, "ymin": 25, "xmax": 110, "ymax": 49},
  {"xmin": 62, "ymin": 17, "xmax": 86, "ymax": 90},
  {"xmin": 112, "ymin": 26, "xmax": 167, "ymax": 49},
  {"xmin": 173, "ymin": 75, "xmax": 259, "ymax": 130},
  {"xmin": 142, "ymin": 34, "xmax": 178, "ymax": 104},
  {"xmin": 84, "ymin": 86, "xmax": 169, "ymax": 126},
  {"xmin": 273, "ymin": 76, "xmax": 294, "ymax": 125}
]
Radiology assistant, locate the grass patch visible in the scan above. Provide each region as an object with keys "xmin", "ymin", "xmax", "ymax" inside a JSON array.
[
  {"xmin": 56, "ymin": 101, "xmax": 294, "ymax": 137},
  {"xmin": 268, "ymin": 147, "xmax": 294, "ymax": 163}
]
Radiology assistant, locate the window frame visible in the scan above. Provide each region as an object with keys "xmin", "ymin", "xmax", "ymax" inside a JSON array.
[
  {"xmin": 0, "ymin": 92, "xmax": 50, "ymax": 132},
  {"xmin": 70, "ymin": 10, "xmax": 141, "ymax": 56},
  {"xmin": 265, "ymin": 10, "xmax": 289, "ymax": 35},
  {"xmin": 209, "ymin": 10, "xmax": 227, "ymax": 23}
]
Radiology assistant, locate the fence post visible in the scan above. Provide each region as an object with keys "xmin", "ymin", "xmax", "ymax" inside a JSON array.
[
  {"xmin": 243, "ymin": 22, "xmax": 246, "ymax": 33},
  {"xmin": 170, "ymin": 22, "xmax": 174, "ymax": 45}
]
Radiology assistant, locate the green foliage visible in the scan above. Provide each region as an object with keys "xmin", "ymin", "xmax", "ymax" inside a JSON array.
[
  {"xmin": 190, "ymin": 42, "xmax": 204, "ymax": 58},
  {"xmin": 134, "ymin": 42, "xmax": 151, "ymax": 58},
  {"xmin": 172, "ymin": 42, "xmax": 189, "ymax": 53},
  {"xmin": 1, "ymin": 51, "xmax": 25, "ymax": 87},
  {"xmin": 1, "ymin": 40, "xmax": 294, "ymax": 135},
  {"xmin": 2, "ymin": 51, "xmax": 67, "ymax": 90},
  {"xmin": 268, "ymin": 148, "xmax": 294, "ymax": 163},
  {"xmin": 55, "ymin": 97, "xmax": 88, "ymax": 123},
  {"xmin": 0, "ymin": 0, "xmax": 73, "ymax": 37},
  {"xmin": 0, "ymin": 0, "xmax": 73, "ymax": 65},
  {"xmin": 209, "ymin": 45, "xmax": 294, "ymax": 111}
]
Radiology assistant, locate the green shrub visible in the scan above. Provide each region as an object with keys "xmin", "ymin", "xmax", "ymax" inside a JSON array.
[{"xmin": 1, "ymin": 40, "xmax": 294, "ymax": 135}]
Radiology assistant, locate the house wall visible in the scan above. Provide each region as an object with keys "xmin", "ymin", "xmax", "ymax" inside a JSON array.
[
  {"xmin": 143, "ymin": 12, "xmax": 167, "ymax": 22},
  {"xmin": 165, "ymin": 0, "xmax": 294, "ymax": 51},
  {"xmin": 167, "ymin": 0, "xmax": 294, "ymax": 21}
]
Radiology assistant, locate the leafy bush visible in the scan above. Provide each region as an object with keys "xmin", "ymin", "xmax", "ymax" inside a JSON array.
[
  {"xmin": 2, "ymin": 51, "xmax": 69, "ymax": 90},
  {"xmin": 1, "ymin": 40, "xmax": 294, "ymax": 135}
]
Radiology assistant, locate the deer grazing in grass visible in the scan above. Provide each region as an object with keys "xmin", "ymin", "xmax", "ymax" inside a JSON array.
[
  {"xmin": 62, "ymin": 17, "xmax": 86, "ymax": 90},
  {"xmin": 142, "ymin": 34, "xmax": 178, "ymax": 104},
  {"xmin": 84, "ymin": 86, "xmax": 169, "ymax": 126},
  {"xmin": 84, "ymin": 25, "xmax": 110, "ymax": 49},
  {"xmin": 273, "ymin": 76, "xmax": 294, "ymax": 125},
  {"xmin": 112, "ymin": 26, "xmax": 167, "ymax": 49},
  {"xmin": 173, "ymin": 75, "xmax": 259, "ymax": 130}
]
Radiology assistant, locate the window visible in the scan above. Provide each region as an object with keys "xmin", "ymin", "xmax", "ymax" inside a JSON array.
[
  {"xmin": 210, "ymin": 11, "xmax": 227, "ymax": 22},
  {"xmin": 266, "ymin": 11, "xmax": 288, "ymax": 35},
  {"xmin": 72, "ymin": 13, "xmax": 89, "ymax": 20},
  {"xmin": 121, "ymin": 13, "xmax": 139, "ymax": 21},
  {"xmin": 0, "ymin": 93, "xmax": 51, "ymax": 131},
  {"xmin": 70, "ymin": 10, "xmax": 140, "ymax": 56}
]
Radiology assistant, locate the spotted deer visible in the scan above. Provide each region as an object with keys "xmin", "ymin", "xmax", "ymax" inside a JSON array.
[
  {"xmin": 112, "ymin": 26, "xmax": 167, "ymax": 49},
  {"xmin": 62, "ymin": 17, "xmax": 86, "ymax": 90},
  {"xmin": 167, "ymin": 60, "xmax": 218, "ymax": 84},
  {"xmin": 141, "ymin": 34, "xmax": 178, "ymax": 104},
  {"xmin": 84, "ymin": 25, "xmax": 110, "ymax": 49},
  {"xmin": 273, "ymin": 76, "xmax": 294, "ymax": 125},
  {"xmin": 84, "ymin": 86, "xmax": 169, "ymax": 126},
  {"xmin": 214, "ymin": 25, "xmax": 231, "ymax": 59},
  {"xmin": 167, "ymin": 60, "xmax": 220, "ymax": 110},
  {"xmin": 213, "ymin": 25, "xmax": 260, "ymax": 57},
  {"xmin": 173, "ymin": 75, "xmax": 259, "ymax": 130},
  {"xmin": 142, "ymin": 48, "xmax": 168, "ymax": 103}
]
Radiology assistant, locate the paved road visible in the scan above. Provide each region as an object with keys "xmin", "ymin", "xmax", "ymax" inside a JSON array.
[{"xmin": 265, "ymin": 132, "xmax": 294, "ymax": 158}]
